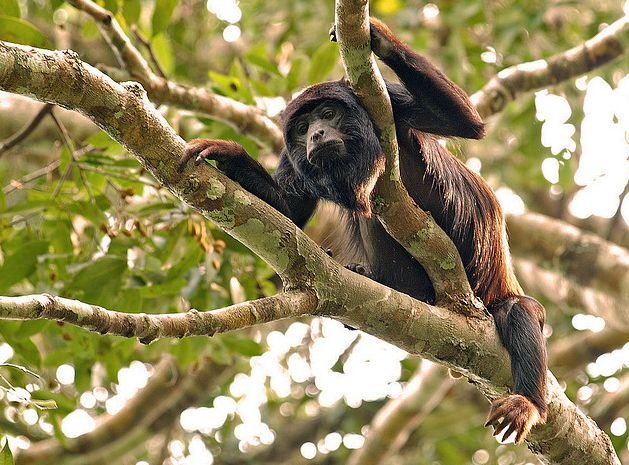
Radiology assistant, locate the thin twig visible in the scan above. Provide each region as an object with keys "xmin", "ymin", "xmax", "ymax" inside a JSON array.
[
  {"xmin": 2, "ymin": 159, "xmax": 61, "ymax": 194},
  {"xmin": 0, "ymin": 103, "xmax": 53, "ymax": 157},
  {"xmin": 49, "ymin": 110, "xmax": 95, "ymax": 202},
  {"xmin": 131, "ymin": 26, "xmax": 167, "ymax": 78}
]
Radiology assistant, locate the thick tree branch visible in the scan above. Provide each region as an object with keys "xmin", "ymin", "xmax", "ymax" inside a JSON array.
[
  {"xmin": 550, "ymin": 326, "xmax": 629, "ymax": 373},
  {"xmin": 67, "ymin": 0, "xmax": 284, "ymax": 152},
  {"xmin": 0, "ymin": 292, "xmax": 315, "ymax": 343},
  {"xmin": 333, "ymin": 0, "xmax": 482, "ymax": 314},
  {"xmin": 0, "ymin": 40, "xmax": 619, "ymax": 465},
  {"xmin": 514, "ymin": 259, "xmax": 629, "ymax": 330},
  {"xmin": 471, "ymin": 15, "xmax": 629, "ymax": 118},
  {"xmin": 509, "ymin": 213, "xmax": 629, "ymax": 312}
]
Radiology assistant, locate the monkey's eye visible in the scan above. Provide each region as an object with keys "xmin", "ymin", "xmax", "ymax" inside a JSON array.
[
  {"xmin": 322, "ymin": 108, "xmax": 336, "ymax": 120},
  {"xmin": 296, "ymin": 121, "xmax": 308, "ymax": 135}
]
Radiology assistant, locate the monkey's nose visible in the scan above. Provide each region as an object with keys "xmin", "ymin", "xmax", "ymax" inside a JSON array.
[{"xmin": 311, "ymin": 129, "xmax": 325, "ymax": 143}]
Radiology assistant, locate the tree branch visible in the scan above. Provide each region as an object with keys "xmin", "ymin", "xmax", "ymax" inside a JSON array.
[
  {"xmin": 0, "ymin": 40, "xmax": 620, "ymax": 465},
  {"xmin": 67, "ymin": 0, "xmax": 284, "ymax": 152},
  {"xmin": 0, "ymin": 102, "xmax": 52, "ymax": 156},
  {"xmin": 17, "ymin": 354, "xmax": 231, "ymax": 465},
  {"xmin": 471, "ymin": 15, "xmax": 629, "ymax": 118},
  {"xmin": 550, "ymin": 326, "xmax": 629, "ymax": 373},
  {"xmin": 0, "ymin": 292, "xmax": 315, "ymax": 343},
  {"xmin": 514, "ymin": 259, "xmax": 629, "ymax": 330},
  {"xmin": 509, "ymin": 213, "xmax": 629, "ymax": 314}
]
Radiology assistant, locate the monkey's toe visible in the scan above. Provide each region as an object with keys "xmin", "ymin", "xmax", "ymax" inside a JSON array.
[
  {"xmin": 329, "ymin": 24, "xmax": 337, "ymax": 42},
  {"xmin": 346, "ymin": 263, "xmax": 373, "ymax": 279},
  {"xmin": 485, "ymin": 394, "xmax": 543, "ymax": 444}
]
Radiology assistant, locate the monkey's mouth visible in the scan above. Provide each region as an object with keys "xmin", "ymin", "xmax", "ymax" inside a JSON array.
[{"xmin": 307, "ymin": 140, "xmax": 346, "ymax": 165}]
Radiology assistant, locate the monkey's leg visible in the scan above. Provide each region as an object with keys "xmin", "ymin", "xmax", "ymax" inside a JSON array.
[{"xmin": 485, "ymin": 296, "xmax": 548, "ymax": 444}]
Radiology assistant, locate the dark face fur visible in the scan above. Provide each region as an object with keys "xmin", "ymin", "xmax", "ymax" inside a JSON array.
[
  {"xmin": 293, "ymin": 101, "xmax": 347, "ymax": 167},
  {"xmin": 282, "ymin": 81, "xmax": 384, "ymax": 216}
]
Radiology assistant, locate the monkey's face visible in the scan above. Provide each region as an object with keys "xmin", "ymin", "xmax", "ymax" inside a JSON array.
[
  {"xmin": 283, "ymin": 91, "xmax": 383, "ymax": 215},
  {"xmin": 291, "ymin": 101, "xmax": 348, "ymax": 167}
]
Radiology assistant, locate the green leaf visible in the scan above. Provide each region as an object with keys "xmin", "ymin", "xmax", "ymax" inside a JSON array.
[
  {"xmin": 245, "ymin": 46, "xmax": 280, "ymax": 76},
  {"xmin": 207, "ymin": 339, "xmax": 232, "ymax": 365},
  {"xmin": 222, "ymin": 334, "xmax": 263, "ymax": 357},
  {"xmin": 152, "ymin": 33, "xmax": 174, "ymax": 74},
  {"xmin": 69, "ymin": 257, "xmax": 127, "ymax": 306},
  {"xmin": 208, "ymin": 71, "xmax": 245, "ymax": 101},
  {"xmin": 8, "ymin": 338, "xmax": 41, "ymax": 368},
  {"xmin": 137, "ymin": 279, "xmax": 186, "ymax": 298},
  {"xmin": 31, "ymin": 399, "xmax": 58, "ymax": 410},
  {"xmin": 0, "ymin": 442, "xmax": 14, "ymax": 465},
  {"xmin": 286, "ymin": 56, "xmax": 305, "ymax": 92},
  {"xmin": 123, "ymin": 0, "xmax": 141, "ymax": 25},
  {"xmin": 171, "ymin": 337, "xmax": 210, "ymax": 366},
  {"xmin": 308, "ymin": 42, "xmax": 338, "ymax": 84},
  {"xmin": 118, "ymin": 288, "xmax": 143, "ymax": 313},
  {"xmin": 31, "ymin": 391, "xmax": 74, "ymax": 413},
  {"xmin": 0, "ymin": 16, "xmax": 48, "ymax": 47},
  {"xmin": 0, "ymin": 240, "xmax": 48, "ymax": 292},
  {"xmin": 0, "ymin": 0, "xmax": 20, "ymax": 17},
  {"xmin": 151, "ymin": 0, "xmax": 177, "ymax": 36},
  {"xmin": 103, "ymin": 0, "xmax": 118, "ymax": 15},
  {"xmin": 45, "ymin": 219, "xmax": 73, "ymax": 255},
  {"xmin": 14, "ymin": 320, "xmax": 51, "ymax": 338}
]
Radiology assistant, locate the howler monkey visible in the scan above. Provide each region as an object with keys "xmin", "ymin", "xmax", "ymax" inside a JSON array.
[{"xmin": 179, "ymin": 18, "xmax": 547, "ymax": 444}]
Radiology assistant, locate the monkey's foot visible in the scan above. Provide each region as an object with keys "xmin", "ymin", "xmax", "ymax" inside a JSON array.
[
  {"xmin": 345, "ymin": 263, "xmax": 374, "ymax": 279},
  {"xmin": 485, "ymin": 394, "xmax": 545, "ymax": 444}
]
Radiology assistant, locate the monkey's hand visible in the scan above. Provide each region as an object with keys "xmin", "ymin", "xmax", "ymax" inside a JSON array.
[
  {"xmin": 485, "ymin": 394, "xmax": 545, "ymax": 445},
  {"xmin": 178, "ymin": 139, "xmax": 248, "ymax": 176},
  {"xmin": 329, "ymin": 19, "xmax": 396, "ymax": 60},
  {"xmin": 179, "ymin": 138, "xmax": 294, "ymax": 219}
]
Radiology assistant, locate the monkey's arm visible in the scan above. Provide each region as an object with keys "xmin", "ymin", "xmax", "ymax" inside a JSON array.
[
  {"xmin": 180, "ymin": 139, "xmax": 317, "ymax": 227},
  {"xmin": 369, "ymin": 19, "xmax": 485, "ymax": 139}
]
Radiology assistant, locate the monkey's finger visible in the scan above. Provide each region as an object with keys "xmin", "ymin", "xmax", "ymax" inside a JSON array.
[
  {"xmin": 485, "ymin": 403, "xmax": 505, "ymax": 427},
  {"xmin": 329, "ymin": 24, "xmax": 337, "ymax": 42},
  {"xmin": 178, "ymin": 147, "xmax": 201, "ymax": 172},
  {"xmin": 492, "ymin": 418, "xmax": 509, "ymax": 436},
  {"xmin": 501, "ymin": 422, "xmax": 519, "ymax": 442},
  {"xmin": 179, "ymin": 139, "xmax": 212, "ymax": 172},
  {"xmin": 197, "ymin": 146, "xmax": 223, "ymax": 162},
  {"xmin": 514, "ymin": 428, "xmax": 527, "ymax": 445}
]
